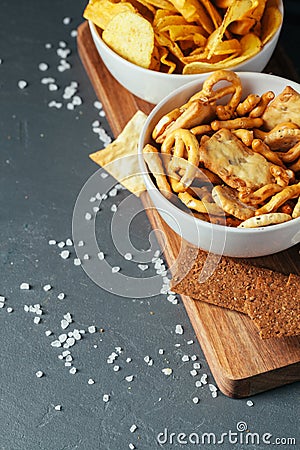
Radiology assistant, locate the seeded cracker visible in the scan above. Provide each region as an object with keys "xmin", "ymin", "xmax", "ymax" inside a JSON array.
[{"xmin": 89, "ymin": 111, "xmax": 147, "ymax": 196}]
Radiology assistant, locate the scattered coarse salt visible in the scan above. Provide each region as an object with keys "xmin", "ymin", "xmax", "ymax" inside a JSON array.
[
  {"xmin": 112, "ymin": 266, "xmax": 120, "ymax": 273},
  {"xmin": 93, "ymin": 206, "xmax": 99, "ymax": 213},
  {"xmin": 103, "ymin": 394, "xmax": 110, "ymax": 403},
  {"xmin": 45, "ymin": 43, "xmax": 52, "ymax": 49},
  {"xmin": 73, "ymin": 329, "xmax": 81, "ymax": 341},
  {"xmin": 126, "ymin": 358, "xmax": 132, "ymax": 363},
  {"xmin": 0, "ymin": 296, "xmax": 6, "ymax": 302},
  {"xmin": 190, "ymin": 370, "xmax": 198, "ymax": 377},
  {"xmin": 211, "ymin": 391, "xmax": 218, "ymax": 398},
  {"xmin": 138, "ymin": 264, "xmax": 148, "ymax": 271},
  {"xmin": 174, "ymin": 343, "xmax": 180, "ymax": 348},
  {"xmin": 57, "ymin": 293, "xmax": 65, "ymax": 300},
  {"xmin": 62, "ymin": 350, "xmax": 70, "ymax": 358},
  {"xmin": 247, "ymin": 400, "xmax": 254, "ymax": 407},
  {"xmin": 83, "ymin": 254, "xmax": 89, "ymax": 260},
  {"xmin": 195, "ymin": 380, "xmax": 202, "ymax": 388},
  {"xmin": 33, "ymin": 316, "xmax": 41, "ymax": 324},
  {"xmin": 162, "ymin": 368, "xmax": 172, "ymax": 376},
  {"xmin": 193, "ymin": 362, "xmax": 201, "ymax": 370},
  {"xmin": 59, "ymin": 40, "xmax": 67, "ymax": 48},
  {"xmin": 182, "ymin": 355, "xmax": 189, "ymax": 362},
  {"xmin": 113, "ymin": 365, "xmax": 120, "ymax": 372},
  {"xmin": 66, "ymin": 238, "xmax": 73, "ymax": 246},
  {"xmin": 192, "ymin": 397, "xmax": 200, "ymax": 404},
  {"xmin": 18, "ymin": 80, "xmax": 28, "ymax": 89},
  {"xmin": 110, "ymin": 204, "xmax": 117, "ymax": 213},
  {"xmin": 98, "ymin": 252, "xmax": 105, "ymax": 260},
  {"xmin": 130, "ymin": 424, "xmax": 137, "ymax": 433},
  {"xmin": 58, "ymin": 334, "xmax": 67, "ymax": 343},
  {"xmin": 48, "ymin": 100, "xmax": 62, "ymax": 109},
  {"xmin": 38, "ymin": 62, "xmax": 49, "ymax": 71},
  {"xmin": 74, "ymin": 258, "xmax": 81, "ymax": 266},
  {"xmin": 45, "ymin": 330, "xmax": 52, "ymax": 337},
  {"xmin": 88, "ymin": 325, "xmax": 96, "ymax": 334},
  {"xmin": 69, "ymin": 367, "xmax": 77, "ymax": 375},
  {"xmin": 85, "ymin": 212, "xmax": 92, "ymax": 220},
  {"xmin": 43, "ymin": 284, "xmax": 52, "ymax": 292},
  {"xmin": 0, "ymin": 302, "xmax": 4, "ymax": 308},
  {"xmin": 51, "ymin": 340, "xmax": 62, "ymax": 348},
  {"xmin": 42, "ymin": 77, "xmax": 55, "ymax": 85},
  {"xmin": 175, "ymin": 324, "xmax": 184, "ymax": 335},
  {"xmin": 100, "ymin": 172, "xmax": 108, "ymax": 179},
  {"xmin": 61, "ymin": 319, "xmax": 69, "ymax": 330},
  {"xmin": 65, "ymin": 355, "xmax": 72, "ymax": 362},
  {"xmin": 124, "ymin": 252, "xmax": 133, "ymax": 261},
  {"xmin": 20, "ymin": 283, "xmax": 30, "ymax": 290},
  {"xmin": 67, "ymin": 103, "xmax": 74, "ymax": 110},
  {"xmin": 208, "ymin": 384, "xmax": 217, "ymax": 392},
  {"xmin": 200, "ymin": 374, "xmax": 208, "ymax": 385},
  {"xmin": 58, "ymin": 241, "xmax": 65, "ymax": 248},
  {"xmin": 48, "ymin": 239, "xmax": 56, "ymax": 245},
  {"xmin": 94, "ymin": 100, "xmax": 102, "ymax": 109},
  {"xmin": 78, "ymin": 240, "xmax": 84, "ymax": 247},
  {"xmin": 60, "ymin": 250, "xmax": 70, "ymax": 259},
  {"xmin": 129, "ymin": 444, "xmax": 135, "ymax": 450},
  {"xmin": 125, "ymin": 375, "xmax": 134, "ymax": 382},
  {"xmin": 70, "ymin": 30, "xmax": 77, "ymax": 38},
  {"xmin": 109, "ymin": 188, "xmax": 117, "ymax": 197},
  {"xmin": 48, "ymin": 83, "xmax": 58, "ymax": 91},
  {"xmin": 54, "ymin": 404, "xmax": 62, "ymax": 411},
  {"xmin": 187, "ymin": 340, "xmax": 194, "ymax": 345},
  {"xmin": 65, "ymin": 361, "xmax": 72, "ymax": 367},
  {"xmin": 36, "ymin": 371, "xmax": 44, "ymax": 378},
  {"xmin": 158, "ymin": 349, "xmax": 164, "ymax": 355},
  {"xmin": 88, "ymin": 378, "xmax": 95, "ymax": 385},
  {"xmin": 64, "ymin": 312, "xmax": 72, "ymax": 323},
  {"xmin": 6, "ymin": 307, "xmax": 13, "ymax": 313},
  {"xmin": 191, "ymin": 355, "xmax": 197, "ymax": 361}
]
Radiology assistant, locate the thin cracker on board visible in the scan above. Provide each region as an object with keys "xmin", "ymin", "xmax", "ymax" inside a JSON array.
[{"xmin": 89, "ymin": 110, "xmax": 147, "ymax": 196}]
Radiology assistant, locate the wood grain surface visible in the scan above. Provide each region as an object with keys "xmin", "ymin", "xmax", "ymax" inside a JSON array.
[{"xmin": 77, "ymin": 21, "xmax": 300, "ymax": 398}]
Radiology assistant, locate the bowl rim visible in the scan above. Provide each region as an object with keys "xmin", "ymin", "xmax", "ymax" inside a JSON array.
[
  {"xmin": 138, "ymin": 71, "xmax": 300, "ymax": 235},
  {"xmin": 88, "ymin": 0, "xmax": 283, "ymax": 79}
]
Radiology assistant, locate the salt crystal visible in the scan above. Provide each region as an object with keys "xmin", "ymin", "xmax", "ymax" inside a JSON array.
[
  {"xmin": 162, "ymin": 368, "xmax": 172, "ymax": 376},
  {"xmin": 124, "ymin": 253, "xmax": 133, "ymax": 260},
  {"xmin": 36, "ymin": 371, "xmax": 44, "ymax": 378},
  {"xmin": 129, "ymin": 444, "xmax": 135, "ymax": 450},
  {"xmin": 175, "ymin": 324, "xmax": 183, "ymax": 335},
  {"xmin": 58, "ymin": 241, "xmax": 65, "ymax": 248},
  {"xmin": 78, "ymin": 240, "xmax": 84, "ymax": 247},
  {"xmin": 83, "ymin": 254, "xmax": 89, "ymax": 260},
  {"xmin": 247, "ymin": 400, "xmax": 254, "ymax": 407},
  {"xmin": 57, "ymin": 293, "xmax": 65, "ymax": 300},
  {"xmin": 54, "ymin": 404, "xmax": 62, "ymax": 411},
  {"xmin": 103, "ymin": 394, "xmax": 110, "ymax": 402},
  {"xmin": 126, "ymin": 358, "xmax": 132, "ymax": 363},
  {"xmin": 125, "ymin": 375, "xmax": 134, "ymax": 382},
  {"xmin": 200, "ymin": 374, "xmax": 208, "ymax": 385},
  {"xmin": 58, "ymin": 334, "xmax": 67, "ymax": 343},
  {"xmin": 18, "ymin": 80, "xmax": 27, "ymax": 89},
  {"xmin": 59, "ymin": 40, "xmax": 67, "ymax": 48},
  {"xmin": 66, "ymin": 238, "xmax": 73, "ymax": 246},
  {"xmin": 48, "ymin": 83, "xmax": 58, "ymax": 91},
  {"xmin": 88, "ymin": 326, "xmax": 96, "ymax": 334},
  {"xmin": 34, "ymin": 316, "xmax": 41, "ymax": 324},
  {"xmin": 65, "ymin": 355, "xmax": 72, "ymax": 362},
  {"xmin": 61, "ymin": 319, "xmax": 69, "ymax": 330},
  {"xmin": 60, "ymin": 250, "xmax": 70, "ymax": 259},
  {"xmin": 48, "ymin": 239, "xmax": 56, "ymax": 245},
  {"xmin": 111, "ymin": 204, "xmax": 117, "ymax": 213},
  {"xmin": 113, "ymin": 365, "xmax": 120, "ymax": 372},
  {"xmin": 130, "ymin": 424, "xmax": 137, "ymax": 433},
  {"xmin": 0, "ymin": 302, "xmax": 5, "ymax": 308},
  {"xmin": 158, "ymin": 349, "xmax": 164, "ymax": 355},
  {"xmin": 85, "ymin": 212, "xmax": 92, "ymax": 220},
  {"xmin": 38, "ymin": 62, "xmax": 49, "ymax": 71},
  {"xmin": 195, "ymin": 380, "xmax": 202, "ymax": 388},
  {"xmin": 192, "ymin": 397, "xmax": 199, "ymax": 404},
  {"xmin": 138, "ymin": 264, "xmax": 148, "ymax": 271},
  {"xmin": 70, "ymin": 30, "xmax": 77, "ymax": 37},
  {"xmin": 62, "ymin": 350, "xmax": 70, "ymax": 357},
  {"xmin": 94, "ymin": 100, "xmax": 102, "ymax": 109},
  {"xmin": 69, "ymin": 367, "xmax": 77, "ymax": 374},
  {"xmin": 45, "ymin": 43, "xmax": 52, "ymax": 49},
  {"xmin": 51, "ymin": 340, "xmax": 62, "ymax": 348},
  {"xmin": 193, "ymin": 362, "xmax": 201, "ymax": 370},
  {"xmin": 63, "ymin": 16, "xmax": 71, "ymax": 25},
  {"xmin": 190, "ymin": 370, "xmax": 198, "ymax": 377},
  {"xmin": 187, "ymin": 340, "xmax": 194, "ymax": 345},
  {"xmin": 112, "ymin": 266, "xmax": 120, "ymax": 273},
  {"xmin": 64, "ymin": 313, "xmax": 72, "ymax": 323},
  {"xmin": 43, "ymin": 284, "xmax": 52, "ymax": 292},
  {"xmin": 98, "ymin": 252, "xmax": 105, "ymax": 260},
  {"xmin": 182, "ymin": 355, "xmax": 189, "ymax": 362},
  {"xmin": 191, "ymin": 355, "xmax": 197, "ymax": 361},
  {"xmin": 20, "ymin": 283, "xmax": 30, "ymax": 290},
  {"xmin": 45, "ymin": 330, "xmax": 52, "ymax": 336},
  {"xmin": 211, "ymin": 391, "xmax": 218, "ymax": 398},
  {"xmin": 74, "ymin": 258, "xmax": 81, "ymax": 266},
  {"xmin": 88, "ymin": 378, "xmax": 95, "ymax": 385},
  {"xmin": 6, "ymin": 307, "xmax": 13, "ymax": 313}
]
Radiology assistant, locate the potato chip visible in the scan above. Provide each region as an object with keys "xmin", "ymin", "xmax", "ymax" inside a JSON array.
[
  {"xmin": 83, "ymin": 0, "xmax": 136, "ymax": 30},
  {"xmin": 168, "ymin": 0, "xmax": 214, "ymax": 34},
  {"xmin": 260, "ymin": 6, "xmax": 282, "ymax": 45},
  {"xmin": 89, "ymin": 111, "xmax": 147, "ymax": 196},
  {"xmin": 102, "ymin": 11, "xmax": 155, "ymax": 68}
]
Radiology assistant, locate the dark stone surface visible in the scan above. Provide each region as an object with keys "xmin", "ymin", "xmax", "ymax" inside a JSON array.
[{"xmin": 0, "ymin": 1, "xmax": 299, "ymax": 449}]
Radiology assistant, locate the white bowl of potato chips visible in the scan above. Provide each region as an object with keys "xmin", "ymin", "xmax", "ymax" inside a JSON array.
[
  {"xmin": 85, "ymin": 0, "xmax": 283, "ymax": 104},
  {"xmin": 138, "ymin": 70, "xmax": 300, "ymax": 257}
]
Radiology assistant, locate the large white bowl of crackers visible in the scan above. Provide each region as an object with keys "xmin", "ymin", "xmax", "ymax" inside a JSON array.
[
  {"xmin": 85, "ymin": 0, "xmax": 283, "ymax": 104},
  {"xmin": 138, "ymin": 70, "xmax": 300, "ymax": 257}
]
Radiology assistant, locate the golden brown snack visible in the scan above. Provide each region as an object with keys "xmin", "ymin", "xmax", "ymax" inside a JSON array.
[
  {"xmin": 262, "ymin": 86, "xmax": 300, "ymax": 130},
  {"xmin": 143, "ymin": 144, "xmax": 172, "ymax": 196},
  {"xmin": 212, "ymin": 184, "xmax": 257, "ymax": 220}
]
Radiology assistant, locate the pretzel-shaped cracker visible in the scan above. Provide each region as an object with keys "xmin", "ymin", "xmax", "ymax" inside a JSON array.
[
  {"xmin": 238, "ymin": 183, "xmax": 283, "ymax": 206},
  {"xmin": 211, "ymin": 117, "xmax": 263, "ymax": 131},
  {"xmin": 255, "ymin": 182, "xmax": 300, "ymax": 215},
  {"xmin": 292, "ymin": 197, "xmax": 300, "ymax": 218},
  {"xmin": 162, "ymin": 129, "xmax": 200, "ymax": 192},
  {"xmin": 178, "ymin": 191, "xmax": 225, "ymax": 216},
  {"xmin": 198, "ymin": 70, "xmax": 242, "ymax": 120},
  {"xmin": 152, "ymin": 108, "xmax": 182, "ymax": 141},
  {"xmin": 249, "ymin": 91, "xmax": 275, "ymax": 118},
  {"xmin": 277, "ymin": 141, "xmax": 300, "ymax": 164},
  {"xmin": 269, "ymin": 164, "xmax": 292, "ymax": 187},
  {"xmin": 143, "ymin": 144, "xmax": 172, "ymax": 197},
  {"xmin": 236, "ymin": 94, "xmax": 260, "ymax": 116},
  {"xmin": 190, "ymin": 124, "xmax": 212, "ymax": 136},
  {"xmin": 252, "ymin": 139, "xmax": 285, "ymax": 167},
  {"xmin": 253, "ymin": 122, "xmax": 299, "ymax": 141},
  {"xmin": 238, "ymin": 213, "xmax": 292, "ymax": 228}
]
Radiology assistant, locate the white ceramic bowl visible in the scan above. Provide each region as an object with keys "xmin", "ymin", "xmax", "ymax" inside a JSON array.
[
  {"xmin": 89, "ymin": 1, "xmax": 283, "ymax": 104},
  {"xmin": 138, "ymin": 72, "xmax": 300, "ymax": 257}
]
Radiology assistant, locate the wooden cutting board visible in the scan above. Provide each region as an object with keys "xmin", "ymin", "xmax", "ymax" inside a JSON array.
[{"xmin": 77, "ymin": 21, "xmax": 300, "ymax": 398}]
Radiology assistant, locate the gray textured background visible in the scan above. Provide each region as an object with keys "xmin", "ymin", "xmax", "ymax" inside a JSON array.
[{"xmin": 0, "ymin": 1, "xmax": 299, "ymax": 449}]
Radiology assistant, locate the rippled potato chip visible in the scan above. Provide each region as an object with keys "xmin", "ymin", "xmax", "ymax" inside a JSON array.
[
  {"xmin": 102, "ymin": 11, "xmax": 155, "ymax": 68},
  {"xmin": 83, "ymin": 0, "xmax": 136, "ymax": 29}
]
